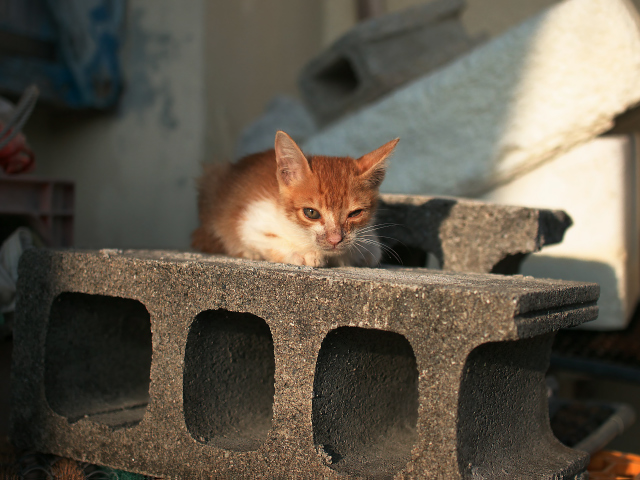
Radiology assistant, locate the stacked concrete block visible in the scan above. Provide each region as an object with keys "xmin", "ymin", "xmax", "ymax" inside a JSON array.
[
  {"xmin": 298, "ymin": 0, "xmax": 483, "ymax": 125},
  {"xmin": 302, "ymin": 0, "xmax": 640, "ymax": 197},
  {"xmin": 481, "ymin": 134, "xmax": 640, "ymax": 330},
  {"xmin": 377, "ymin": 194, "xmax": 571, "ymax": 273},
  {"xmin": 12, "ymin": 248, "xmax": 598, "ymax": 479}
]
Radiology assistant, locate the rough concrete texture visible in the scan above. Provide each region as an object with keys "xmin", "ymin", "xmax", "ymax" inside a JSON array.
[
  {"xmin": 302, "ymin": 0, "xmax": 640, "ymax": 197},
  {"xmin": 298, "ymin": 0, "xmax": 483, "ymax": 126},
  {"xmin": 483, "ymin": 134, "xmax": 640, "ymax": 330},
  {"xmin": 12, "ymin": 248, "xmax": 598, "ymax": 479},
  {"xmin": 377, "ymin": 194, "xmax": 572, "ymax": 274}
]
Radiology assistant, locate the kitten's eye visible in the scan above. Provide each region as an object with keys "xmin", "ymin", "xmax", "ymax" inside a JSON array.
[
  {"xmin": 303, "ymin": 208, "xmax": 321, "ymax": 220},
  {"xmin": 348, "ymin": 209, "xmax": 364, "ymax": 218}
]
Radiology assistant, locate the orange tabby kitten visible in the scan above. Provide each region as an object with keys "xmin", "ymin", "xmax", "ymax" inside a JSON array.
[{"xmin": 192, "ymin": 131, "xmax": 398, "ymax": 267}]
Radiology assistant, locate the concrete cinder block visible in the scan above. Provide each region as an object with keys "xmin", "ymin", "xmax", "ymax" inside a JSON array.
[
  {"xmin": 377, "ymin": 194, "xmax": 572, "ymax": 273},
  {"xmin": 481, "ymin": 134, "xmax": 640, "ymax": 330},
  {"xmin": 298, "ymin": 0, "xmax": 483, "ymax": 125},
  {"xmin": 12, "ymin": 248, "xmax": 598, "ymax": 479},
  {"xmin": 302, "ymin": 0, "xmax": 640, "ymax": 197}
]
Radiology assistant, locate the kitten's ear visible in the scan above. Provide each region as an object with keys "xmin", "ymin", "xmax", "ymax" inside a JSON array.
[
  {"xmin": 356, "ymin": 138, "xmax": 399, "ymax": 188},
  {"xmin": 274, "ymin": 131, "xmax": 311, "ymax": 188}
]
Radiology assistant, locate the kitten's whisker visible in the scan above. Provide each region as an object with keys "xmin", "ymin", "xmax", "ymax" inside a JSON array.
[
  {"xmin": 371, "ymin": 220, "xmax": 411, "ymax": 230},
  {"xmin": 353, "ymin": 240, "xmax": 381, "ymax": 268},
  {"xmin": 358, "ymin": 241, "xmax": 385, "ymax": 268},
  {"xmin": 380, "ymin": 247, "xmax": 403, "ymax": 266},
  {"xmin": 361, "ymin": 223, "xmax": 398, "ymax": 230},
  {"xmin": 350, "ymin": 242, "xmax": 368, "ymax": 265},
  {"xmin": 358, "ymin": 238, "xmax": 403, "ymax": 265},
  {"xmin": 358, "ymin": 232, "xmax": 408, "ymax": 252},
  {"xmin": 373, "ymin": 222, "xmax": 403, "ymax": 227},
  {"xmin": 360, "ymin": 233, "xmax": 405, "ymax": 246},
  {"xmin": 363, "ymin": 221, "xmax": 402, "ymax": 228},
  {"xmin": 359, "ymin": 223, "xmax": 403, "ymax": 233}
]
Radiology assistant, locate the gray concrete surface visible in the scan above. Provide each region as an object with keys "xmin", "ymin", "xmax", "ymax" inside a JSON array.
[
  {"xmin": 299, "ymin": 0, "xmax": 482, "ymax": 125},
  {"xmin": 377, "ymin": 194, "xmax": 571, "ymax": 273},
  {"xmin": 12, "ymin": 248, "xmax": 598, "ymax": 479}
]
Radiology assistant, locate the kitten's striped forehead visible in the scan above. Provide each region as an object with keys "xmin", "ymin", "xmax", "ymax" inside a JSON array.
[{"xmin": 308, "ymin": 155, "xmax": 363, "ymax": 209}]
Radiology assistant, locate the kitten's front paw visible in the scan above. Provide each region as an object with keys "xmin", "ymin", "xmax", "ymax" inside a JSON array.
[
  {"xmin": 288, "ymin": 253, "xmax": 305, "ymax": 266},
  {"xmin": 303, "ymin": 251, "xmax": 326, "ymax": 268},
  {"xmin": 288, "ymin": 251, "xmax": 326, "ymax": 267}
]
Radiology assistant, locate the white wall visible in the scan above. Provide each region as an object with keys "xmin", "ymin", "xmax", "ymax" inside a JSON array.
[
  {"xmin": 204, "ymin": 1, "xmax": 323, "ymax": 164},
  {"xmin": 26, "ymin": 0, "xmax": 206, "ymax": 249},
  {"xmin": 24, "ymin": 0, "xmax": 324, "ymax": 250}
]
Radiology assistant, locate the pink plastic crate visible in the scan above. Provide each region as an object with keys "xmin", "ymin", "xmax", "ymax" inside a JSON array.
[{"xmin": 0, "ymin": 175, "xmax": 74, "ymax": 247}]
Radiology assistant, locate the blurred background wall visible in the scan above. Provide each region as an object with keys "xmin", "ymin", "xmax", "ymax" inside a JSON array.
[
  {"xmin": 20, "ymin": 0, "xmax": 640, "ymax": 249},
  {"xmin": 23, "ymin": 0, "xmax": 206, "ymax": 249}
]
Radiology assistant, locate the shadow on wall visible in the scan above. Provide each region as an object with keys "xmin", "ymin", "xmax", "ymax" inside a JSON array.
[
  {"xmin": 522, "ymin": 256, "xmax": 618, "ymax": 326},
  {"xmin": 375, "ymin": 198, "xmax": 455, "ymax": 269}
]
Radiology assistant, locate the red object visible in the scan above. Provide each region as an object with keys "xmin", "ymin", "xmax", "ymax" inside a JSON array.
[
  {"xmin": 589, "ymin": 450, "xmax": 640, "ymax": 480},
  {"xmin": 0, "ymin": 123, "xmax": 35, "ymax": 174}
]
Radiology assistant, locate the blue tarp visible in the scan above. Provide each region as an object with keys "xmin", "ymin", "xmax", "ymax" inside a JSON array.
[{"xmin": 0, "ymin": 0, "xmax": 124, "ymax": 109}]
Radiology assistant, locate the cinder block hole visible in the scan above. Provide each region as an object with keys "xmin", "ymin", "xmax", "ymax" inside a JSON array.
[
  {"xmin": 457, "ymin": 335, "xmax": 565, "ymax": 478},
  {"xmin": 183, "ymin": 309, "xmax": 275, "ymax": 452},
  {"xmin": 45, "ymin": 293, "xmax": 152, "ymax": 428},
  {"xmin": 312, "ymin": 56, "xmax": 360, "ymax": 98},
  {"xmin": 312, "ymin": 327, "xmax": 419, "ymax": 479}
]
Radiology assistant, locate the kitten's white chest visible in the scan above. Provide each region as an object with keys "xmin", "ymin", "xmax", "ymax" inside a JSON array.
[{"xmin": 237, "ymin": 198, "xmax": 314, "ymax": 263}]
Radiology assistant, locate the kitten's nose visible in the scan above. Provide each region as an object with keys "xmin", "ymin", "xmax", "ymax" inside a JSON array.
[{"xmin": 327, "ymin": 231, "xmax": 343, "ymax": 246}]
